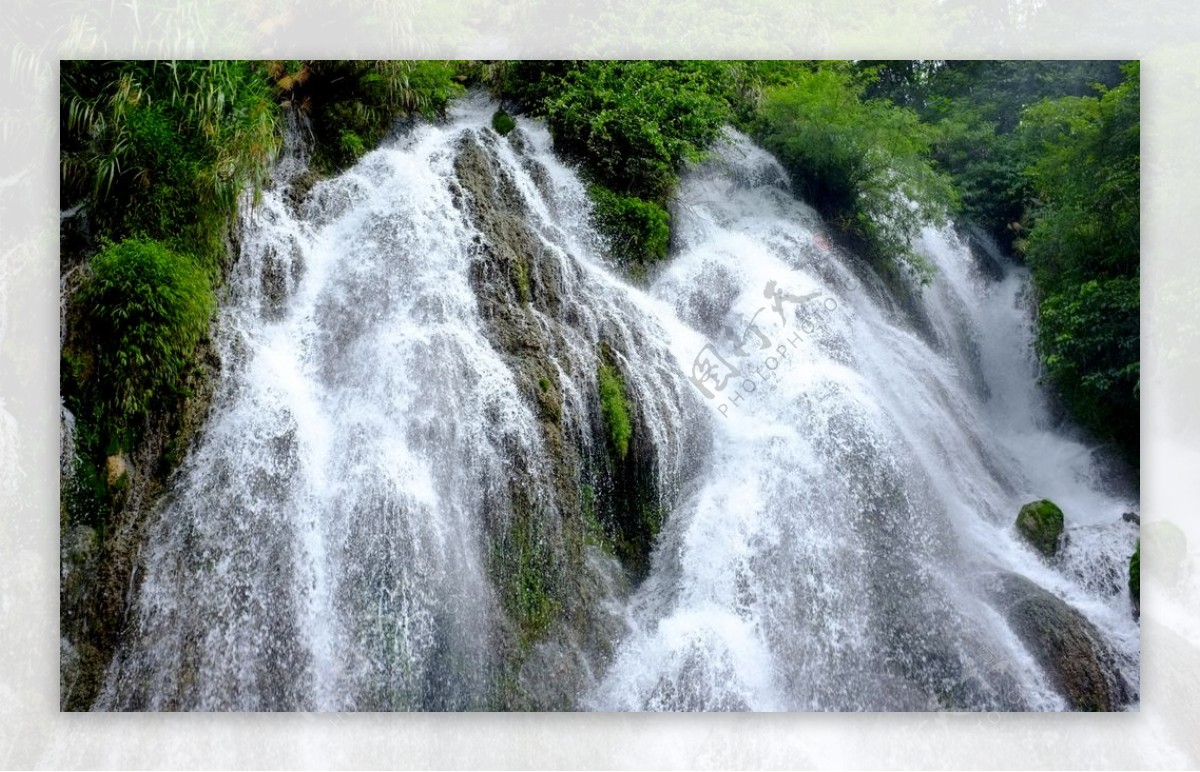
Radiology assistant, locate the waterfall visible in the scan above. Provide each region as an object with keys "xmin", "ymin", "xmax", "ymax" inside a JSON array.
[{"xmin": 97, "ymin": 97, "xmax": 1138, "ymax": 711}]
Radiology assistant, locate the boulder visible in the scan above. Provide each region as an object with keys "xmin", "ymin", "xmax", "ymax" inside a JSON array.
[
  {"xmin": 990, "ymin": 572, "xmax": 1130, "ymax": 711},
  {"xmin": 1016, "ymin": 499, "xmax": 1065, "ymax": 557}
]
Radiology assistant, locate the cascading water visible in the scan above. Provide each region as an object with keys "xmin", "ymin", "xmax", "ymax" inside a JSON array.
[
  {"xmin": 589, "ymin": 134, "xmax": 1139, "ymax": 710},
  {"xmin": 97, "ymin": 97, "xmax": 1138, "ymax": 711}
]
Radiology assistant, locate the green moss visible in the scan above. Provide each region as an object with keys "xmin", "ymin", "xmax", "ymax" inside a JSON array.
[
  {"xmin": 491, "ymin": 109, "xmax": 516, "ymax": 136},
  {"xmin": 597, "ymin": 360, "xmax": 632, "ymax": 460},
  {"xmin": 496, "ymin": 503, "xmax": 561, "ymax": 646},
  {"xmin": 538, "ymin": 377, "xmax": 550, "ymax": 393},
  {"xmin": 640, "ymin": 501, "xmax": 664, "ymax": 540},
  {"xmin": 1016, "ymin": 499, "xmax": 1065, "ymax": 557},
  {"xmin": 589, "ymin": 185, "xmax": 670, "ymax": 266},
  {"xmin": 580, "ymin": 482, "xmax": 616, "ymax": 557}
]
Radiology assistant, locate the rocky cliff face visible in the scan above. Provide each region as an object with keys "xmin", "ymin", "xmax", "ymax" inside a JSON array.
[{"xmin": 451, "ymin": 128, "xmax": 707, "ymax": 707}]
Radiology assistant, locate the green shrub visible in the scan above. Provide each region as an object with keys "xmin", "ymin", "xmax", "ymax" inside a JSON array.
[
  {"xmin": 491, "ymin": 109, "xmax": 516, "ymax": 136},
  {"xmin": 80, "ymin": 239, "xmax": 215, "ymax": 429},
  {"xmin": 589, "ymin": 185, "xmax": 671, "ymax": 265},
  {"xmin": 597, "ymin": 360, "xmax": 632, "ymax": 459},
  {"xmin": 544, "ymin": 61, "xmax": 732, "ymax": 201}
]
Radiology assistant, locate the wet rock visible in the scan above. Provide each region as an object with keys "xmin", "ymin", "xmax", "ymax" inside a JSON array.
[
  {"xmin": 284, "ymin": 169, "xmax": 321, "ymax": 215},
  {"xmin": 259, "ymin": 238, "xmax": 304, "ymax": 319},
  {"xmin": 990, "ymin": 572, "xmax": 1131, "ymax": 711},
  {"xmin": 1016, "ymin": 499, "xmax": 1065, "ymax": 557},
  {"xmin": 454, "ymin": 131, "xmax": 645, "ymax": 708},
  {"xmin": 1122, "ymin": 511, "xmax": 1140, "ymax": 525}
]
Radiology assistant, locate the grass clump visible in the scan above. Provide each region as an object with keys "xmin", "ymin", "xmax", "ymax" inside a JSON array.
[
  {"xmin": 79, "ymin": 238, "xmax": 215, "ymax": 430},
  {"xmin": 512, "ymin": 257, "xmax": 531, "ymax": 303}
]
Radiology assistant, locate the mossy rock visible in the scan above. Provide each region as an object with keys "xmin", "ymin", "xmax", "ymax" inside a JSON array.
[
  {"xmin": 1016, "ymin": 499, "xmax": 1065, "ymax": 557},
  {"xmin": 492, "ymin": 109, "xmax": 516, "ymax": 136}
]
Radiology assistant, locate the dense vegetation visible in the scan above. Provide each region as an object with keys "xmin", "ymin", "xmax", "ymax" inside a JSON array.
[
  {"xmin": 490, "ymin": 61, "xmax": 733, "ymax": 267},
  {"xmin": 747, "ymin": 62, "xmax": 952, "ymax": 279},
  {"xmin": 859, "ymin": 60, "xmax": 1139, "ymax": 460}
]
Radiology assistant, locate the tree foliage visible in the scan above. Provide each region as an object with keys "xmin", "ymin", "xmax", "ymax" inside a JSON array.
[
  {"xmin": 543, "ymin": 61, "xmax": 732, "ymax": 201},
  {"xmin": 750, "ymin": 64, "xmax": 953, "ymax": 279},
  {"xmin": 1019, "ymin": 64, "xmax": 1140, "ymax": 458}
]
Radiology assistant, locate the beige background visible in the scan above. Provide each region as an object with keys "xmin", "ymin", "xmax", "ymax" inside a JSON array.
[{"xmin": 2, "ymin": 0, "xmax": 1199, "ymax": 767}]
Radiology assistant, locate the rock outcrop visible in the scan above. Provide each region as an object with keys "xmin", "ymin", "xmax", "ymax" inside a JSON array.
[{"xmin": 990, "ymin": 572, "xmax": 1131, "ymax": 711}]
